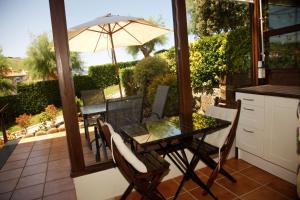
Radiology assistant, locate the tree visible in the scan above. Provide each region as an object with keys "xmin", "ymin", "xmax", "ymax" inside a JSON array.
[
  {"xmin": 188, "ymin": 0, "xmax": 249, "ymax": 36},
  {"xmin": 25, "ymin": 34, "xmax": 83, "ymax": 80},
  {"xmin": 0, "ymin": 48, "xmax": 14, "ymax": 95},
  {"xmin": 126, "ymin": 17, "xmax": 168, "ymax": 58}
]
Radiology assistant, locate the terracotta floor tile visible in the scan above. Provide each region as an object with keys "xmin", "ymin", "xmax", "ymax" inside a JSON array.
[
  {"xmin": 198, "ymin": 165, "xmax": 236, "ymax": 181},
  {"xmin": 21, "ymin": 163, "xmax": 47, "ymax": 177},
  {"xmin": 114, "ymin": 191, "xmax": 141, "ymax": 200},
  {"xmin": 32, "ymin": 143, "xmax": 51, "ymax": 151},
  {"xmin": 44, "ymin": 177, "xmax": 74, "ymax": 196},
  {"xmin": 13, "ymin": 146, "xmax": 32, "ymax": 154},
  {"xmin": 173, "ymin": 171, "xmax": 208, "ymax": 191},
  {"xmin": 48, "ymin": 151, "xmax": 69, "ymax": 161},
  {"xmin": 47, "ymin": 158, "xmax": 70, "ymax": 170},
  {"xmin": 224, "ymin": 159, "xmax": 252, "ymax": 172},
  {"xmin": 239, "ymin": 166, "xmax": 277, "ymax": 185},
  {"xmin": 0, "ymin": 159, "xmax": 26, "ymax": 172},
  {"xmin": 217, "ymin": 173, "xmax": 261, "ymax": 196},
  {"xmin": 191, "ymin": 183, "xmax": 237, "ymax": 200},
  {"xmin": 240, "ymin": 186, "xmax": 288, "ymax": 200},
  {"xmin": 43, "ymin": 189, "xmax": 77, "ymax": 200},
  {"xmin": 0, "ymin": 178, "xmax": 18, "ymax": 193},
  {"xmin": 265, "ymin": 177, "xmax": 297, "ymax": 200},
  {"xmin": 176, "ymin": 192, "xmax": 197, "ymax": 200},
  {"xmin": 26, "ymin": 155, "xmax": 48, "ymax": 166},
  {"xmin": 0, "ymin": 168, "xmax": 22, "ymax": 182},
  {"xmin": 7, "ymin": 152, "xmax": 30, "ymax": 162},
  {"xmin": 157, "ymin": 179, "xmax": 181, "ymax": 198},
  {"xmin": 29, "ymin": 149, "xmax": 50, "ymax": 158},
  {"xmin": 46, "ymin": 168, "xmax": 70, "ymax": 182},
  {"xmin": 0, "ymin": 192, "xmax": 12, "ymax": 200},
  {"xmin": 16, "ymin": 172, "xmax": 46, "ymax": 189},
  {"xmin": 11, "ymin": 183, "xmax": 44, "ymax": 200}
]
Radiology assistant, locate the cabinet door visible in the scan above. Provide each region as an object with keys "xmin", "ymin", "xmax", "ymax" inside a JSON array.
[{"xmin": 265, "ymin": 96, "xmax": 299, "ymax": 172}]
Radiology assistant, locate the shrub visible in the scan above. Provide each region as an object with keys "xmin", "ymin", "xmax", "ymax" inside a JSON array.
[
  {"xmin": 88, "ymin": 65, "xmax": 119, "ymax": 88},
  {"xmin": 190, "ymin": 33, "xmax": 228, "ymax": 92},
  {"xmin": 156, "ymin": 47, "xmax": 176, "ymax": 73},
  {"xmin": 39, "ymin": 112, "xmax": 50, "ymax": 131},
  {"xmin": 120, "ymin": 67, "xmax": 138, "ymax": 96},
  {"xmin": 45, "ymin": 104, "xmax": 58, "ymax": 128},
  {"xmin": 17, "ymin": 80, "xmax": 61, "ymax": 114},
  {"xmin": 147, "ymin": 74, "xmax": 179, "ymax": 117},
  {"xmin": 134, "ymin": 56, "xmax": 169, "ymax": 95},
  {"xmin": 15, "ymin": 113, "xmax": 32, "ymax": 134},
  {"xmin": 73, "ymin": 75, "xmax": 97, "ymax": 97}
]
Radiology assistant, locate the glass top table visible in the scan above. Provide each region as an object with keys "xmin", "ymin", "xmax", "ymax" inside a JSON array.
[{"xmin": 120, "ymin": 113, "xmax": 231, "ymax": 148}]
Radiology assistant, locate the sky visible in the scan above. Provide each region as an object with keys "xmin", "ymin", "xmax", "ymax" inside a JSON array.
[{"xmin": 0, "ymin": 0, "xmax": 175, "ymax": 69}]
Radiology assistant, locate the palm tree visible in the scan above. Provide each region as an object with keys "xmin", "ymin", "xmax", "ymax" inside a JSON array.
[
  {"xmin": 0, "ymin": 48, "xmax": 14, "ymax": 96},
  {"xmin": 25, "ymin": 33, "xmax": 83, "ymax": 80},
  {"xmin": 126, "ymin": 17, "xmax": 168, "ymax": 58}
]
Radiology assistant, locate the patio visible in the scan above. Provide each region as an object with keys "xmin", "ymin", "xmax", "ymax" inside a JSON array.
[{"xmin": 0, "ymin": 131, "xmax": 297, "ymax": 200}]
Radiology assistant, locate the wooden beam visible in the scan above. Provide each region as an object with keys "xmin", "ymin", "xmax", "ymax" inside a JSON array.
[
  {"xmin": 171, "ymin": 0, "xmax": 193, "ymax": 133},
  {"xmin": 250, "ymin": 0, "xmax": 260, "ymax": 85},
  {"xmin": 264, "ymin": 24, "xmax": 300, "ymax": 38},
  {"xmin": 49, "ymin": 0, "xmax": 85, "ymax": 176}
]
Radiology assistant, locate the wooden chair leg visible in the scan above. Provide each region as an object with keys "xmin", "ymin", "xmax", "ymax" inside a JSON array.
[{"xmin": 120, "ymin": 183, "xmax": 134, "ymax": 200}]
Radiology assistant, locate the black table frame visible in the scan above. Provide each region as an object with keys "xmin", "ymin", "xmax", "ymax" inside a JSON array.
[
  {"xmin": 120, "ymin": 118, "xmax": 230, "ymax": 200},
  {"xmin": 80, "ymin": 103, "xmax": 106, "ymax": 149}
]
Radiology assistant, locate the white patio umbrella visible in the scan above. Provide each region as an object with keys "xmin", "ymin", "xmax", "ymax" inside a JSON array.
[{"xmin": 68, "ymin": 13, "xmax": 171, "ymax": 97}]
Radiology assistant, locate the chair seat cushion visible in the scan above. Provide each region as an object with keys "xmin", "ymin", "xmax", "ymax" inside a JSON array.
[{"xmin": 112, "ymin": 132, "xmax": 148, "ymax": 173}]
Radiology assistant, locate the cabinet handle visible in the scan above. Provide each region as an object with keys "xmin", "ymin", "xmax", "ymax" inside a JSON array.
[
  {"xmin": 243, "ymin": 98, "xmax": 254, "ymax": 101},
  {"xmin": 297, "ymin": 102, "xmax": 300, "ymax": 119},
  {"xmin": 243, "ymin": 128, "xmax": 254, "ymax": 133},
  {"xmin": 243, "ymin": 107, "xmax": 255, "ymax": 111}
]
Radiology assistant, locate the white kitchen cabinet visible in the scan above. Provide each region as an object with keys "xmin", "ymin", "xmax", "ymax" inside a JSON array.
[
  {"xmin": 264, "ymin": 96, "xmax": 299, "ymax": 172},
  {"xmin": 236, "ymin": 92, "xmax": 299, "ymax": 173}
]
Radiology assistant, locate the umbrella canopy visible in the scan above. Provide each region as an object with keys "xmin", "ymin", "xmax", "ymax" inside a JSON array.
[
  {"xmin": 68, "ymin": 13, "xmax": 171, "ymax": 97},
  {"xmin": 68, "ymin": 13, "xmax": 171, "ymax": 52}
]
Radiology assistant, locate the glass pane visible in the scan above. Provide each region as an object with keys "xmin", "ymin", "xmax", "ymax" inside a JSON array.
[
  {"xmin": 267, "ymin": 3, "xmax": 300, "ymax": 30},
  {"xmin": 267, "ymin": 31, "xmax": 300, "ymax": 69}
]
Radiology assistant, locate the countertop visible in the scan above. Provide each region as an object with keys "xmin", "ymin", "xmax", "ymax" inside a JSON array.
[{"xmin": 236, "ymin": 85, "xmax": 300, "ymax": 99}]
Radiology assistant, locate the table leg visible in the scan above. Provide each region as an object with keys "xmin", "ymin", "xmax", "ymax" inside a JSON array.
[{"xmin": 83, "ymin": 116, "xmax": 92, "ymax": 149}]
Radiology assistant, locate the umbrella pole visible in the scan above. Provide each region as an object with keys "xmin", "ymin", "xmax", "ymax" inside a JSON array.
[{"xmin": 109, "ymin": 27, "xmax": 123, "ymax": 98}]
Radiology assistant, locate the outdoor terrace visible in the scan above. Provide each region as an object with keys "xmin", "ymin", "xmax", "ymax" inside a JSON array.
[{"xmin": 0, "ymin": 131, "xmax": 297, "ymax": 200}]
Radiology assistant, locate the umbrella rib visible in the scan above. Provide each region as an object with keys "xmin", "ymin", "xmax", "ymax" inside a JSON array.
[
  {"xmin": 132, "ymin": 20, "xmax": 171, "ymax": 31},
  {"xmin": 87, "ymin": 28, "xmax": 108, "ymax": 34},
  {"xmin": 115, "ymin": 22, "xmax": 144, "ymax": 45},
  {"xmin": 69, "ymin": 28, "xmax": 88, "ymax": 40},
  {"xmin": 93, "ymin": 32, "xmax": 102, "ymax": 53},
  {"xmin": 112, "ymin": 21, "xmax": 132, "ymax": 34}
]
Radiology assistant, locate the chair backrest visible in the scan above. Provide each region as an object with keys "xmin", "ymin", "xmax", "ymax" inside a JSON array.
[
  {"xmin": 204, "ymin": 97, "xmax": 241, "ymax": 150},
  {"xmin": 81, "ymin": 89, "xmax": 105, "ymax": 106},
  {"xmin": 98, "ymin": 120, "xmax": 145, "ymax": 181},
  {"xmin": 106, "ymin": 95, "xmax": 143, "ymax": 132},
  {"xmin": 151, "ymin": 85, "xmax": 169, "ymax": 119}
]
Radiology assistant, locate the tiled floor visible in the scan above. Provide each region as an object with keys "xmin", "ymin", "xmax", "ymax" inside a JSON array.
[
  {"xmin": 0, "ymin": 132, "xmax": 298, "ymax": 200},
  {"xmin": 115, "ymin": 159, "xmax": 298, "ymax": 200},
  {"xmin": 0, "ymin": 133, "xmax": 78, "ymax": 200}
]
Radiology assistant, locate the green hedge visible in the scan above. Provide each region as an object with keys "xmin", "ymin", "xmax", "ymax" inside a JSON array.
[
  {"xmin": 88, "ymin": 65, "xmax": 119, "ymax": 88},
  {"xmin": 17, "ymin": 80, "xmax": 61, "ymax": 115},
  {"xmin": 88, "ymin": 61, "xmax": 138, "ymax": 89},
  {"xmin": 120, "ymin": 67, "xmax": 138, "ymax": 96},
  {"xmin": 0, "ymin": 75, "xmax": 98, "ymax": 124},
  {"xmin": 73, "ymin": 75, "xmax": 97, "ymax": 97},
  {"xmin": 0, "ymin": 95, "xmax": 21, "ymax": 124}
]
